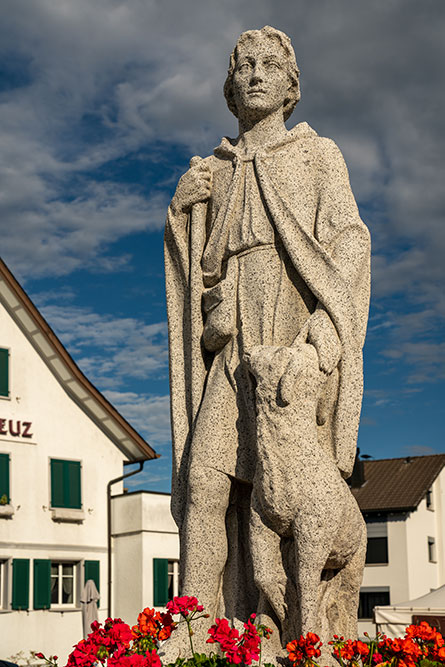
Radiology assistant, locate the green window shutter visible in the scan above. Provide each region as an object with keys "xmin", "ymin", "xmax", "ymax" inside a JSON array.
[
  {"xmin": 0, "ymin": 348, "xmax": 9, "ymax": 397},
  {"xmin": 66, "ymin": 461, "xmax": 81, "ymax": 509},
  {"xmin": 0, "ymin": 453, "xmax": 10, "ymax": 503},
  {"xmin": 84, "ymin": 560, "xmax": 100, "ymax": 593},
  {"xmin": 50, "ymin": 459, "xmax": 65, "ymax": 507},
  {"xmin": 33, "ymin": 559, "xmax": 51, "ymax": 609},
  {"xmin": 12, "ymin": 559, "xmax": 30, "ymax": 610},
  {"xmin": 51, "ymin": 460, "xmax": 81, "ymax": 509},
  {"xmin": 153, "ymin": 558, "xmax": 168, "ymax": 607}
]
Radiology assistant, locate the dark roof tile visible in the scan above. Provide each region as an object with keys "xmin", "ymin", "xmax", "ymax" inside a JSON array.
[{"xmin": 351, "ymin": 454, "xmax": 445, "ymax": 513}]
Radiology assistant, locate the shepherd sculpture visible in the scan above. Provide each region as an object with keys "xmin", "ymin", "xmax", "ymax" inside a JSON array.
[{"xmin": 164, "ymin": 25, "xmax": 370, "ymax": 662}]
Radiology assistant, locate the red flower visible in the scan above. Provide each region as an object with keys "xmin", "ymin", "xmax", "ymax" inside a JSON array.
[
  {"xmin": 135, "ymin": 608, "xmax": 162, "ymax": 638},
  {"xmin": 207, "ymin": 615, "xmax": 261, "ymax": 665},
  {"xmin": 66, "ymin": 639, "xmax": 99, "ymax": 667},
  {"xmin": 108, "ymin": 622, "xmax": 133, "ymax": 647},
  {"xmin": 144, "ymin": 649, "xmax": 162, "ymax": 667},
  {"xmin": 132, "ymin": 608, "xmax": 175, "ymax": 646},
  {"xmin": 207, "ymin": 617, "xmax": 240, "ymax": 650},
  {"xmin": 405, "ymin": 621, "xmax": 438, "ymax": 643},
  {"xmin": 378, "ymin": 636, "xmax": 422, "ymax": 667},
  {"xmin": 287, "ymin": 632, "xmax": 322, "ymax": 665},
  {"xmin": 166, "ymin": 595, "xmax": 204, "ymax": 616}
]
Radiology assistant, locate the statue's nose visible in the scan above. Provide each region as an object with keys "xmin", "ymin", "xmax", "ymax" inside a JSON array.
[{"xmin": 250, "ymin": 66, "xmax": 264, "ymax": 84}]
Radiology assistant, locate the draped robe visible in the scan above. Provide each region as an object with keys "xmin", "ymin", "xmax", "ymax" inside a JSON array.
[{"xmin": 164, "ymin": 121, "xmax": 371, "ymax": 531}]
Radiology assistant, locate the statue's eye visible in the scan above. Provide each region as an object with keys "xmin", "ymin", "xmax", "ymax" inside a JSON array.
[
  {"xmin": 237, "ymin": 62, "xmax": 251, "ymax": 73},
  {"xmin": 265, "ymin": 61, "xmax": 281, "ymax": 70}
]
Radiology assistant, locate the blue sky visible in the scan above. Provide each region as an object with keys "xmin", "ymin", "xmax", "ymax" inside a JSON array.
[{"xmin": 1, "ymin": 0, "xmax": 444, "ymax": 492}]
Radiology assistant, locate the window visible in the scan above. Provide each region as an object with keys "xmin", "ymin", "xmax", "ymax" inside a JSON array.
[
  {"xmin": 50, "ymin": 459, "xmax": 81, "ymax": 509},
  {"xmin": 365, "ymin": 519, "xmax": 388, "ymax": 565},
  {"xmin": 366, "ymin": 537, "xmax": 389, "ymax": 564},
  {"xmin": 51, "ymin": 562, "xmax": 76, "ymax": 607},
  {"xmin": 0, "ymin": 348, "xmax": 9, "ymax": 398},
  {"xmin": 32, "ymin": 559, "xmax": 99, "ymax": 610},
  {"xmin": 168, "ymin": 560, "xmax": 180, "ymax": 601},
  {"xmin": 426, "ymin": 488, "xmax": 434, "ymax": 511},
  {"xmin": 0, "ymin": 453, "xmax": 10, "ymax": 504},
  {"xmin": 153, "ymin": 558, "xmax": 180, "ymax": 607},
  {"xmin": 428, "ymin": 537, "xmax": 437, "ymax": 563},
  {"xmin": 358, "ymin": 589, "xmax": 390, "ymax": 619}
]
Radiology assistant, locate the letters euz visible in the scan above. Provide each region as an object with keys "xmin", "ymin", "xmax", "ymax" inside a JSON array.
[{"xmin": 0, "ymin": 418, "xmax": 33, "ymax": 438}]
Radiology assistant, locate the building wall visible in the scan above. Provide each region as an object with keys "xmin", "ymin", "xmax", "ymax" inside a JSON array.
[
  {"xmin": 112, "ymin": 492, "xmax": 179, "ymax": 625},
  {"xmin": 406, "ymin": 481, "xmax": 440, "ymax": 598},
  {"xmin": 358, "ymin": 515, "xmax": 409, "ymax": 636},
  {"xmin": 0, "ymin": 301, "xmax": 125, "ymax": 663},
  {"xmin": 358, "ymin": 469, "xmax": 445, "ymax": 636}
]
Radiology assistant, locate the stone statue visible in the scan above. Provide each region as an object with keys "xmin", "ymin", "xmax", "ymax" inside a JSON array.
[{"xmin": 164, "ymin": 26, "xmax": 370, "ymax": 663}]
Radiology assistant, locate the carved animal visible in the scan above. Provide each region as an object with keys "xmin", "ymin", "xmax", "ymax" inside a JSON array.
[{"xmin": 245, "ymin": 343, "xmax": 366, "ymax": 652}]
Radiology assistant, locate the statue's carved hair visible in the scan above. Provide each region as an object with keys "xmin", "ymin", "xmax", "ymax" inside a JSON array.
[{"xmin": 224, "ymin": 26, "xmax": 300, "ymax": 122}]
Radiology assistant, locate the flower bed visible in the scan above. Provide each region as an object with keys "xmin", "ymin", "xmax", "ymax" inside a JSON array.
[{"xmin": 36, "ymin": 596, "xmax": 445, "ymax": 667}]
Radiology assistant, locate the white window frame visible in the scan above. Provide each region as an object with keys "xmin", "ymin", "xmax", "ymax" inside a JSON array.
[
  {"xmin": 428, "ymin": 537, "xmax": 437, "ymax": 563},
  {"xmin": 50, "ymin": 561, "xmax": 78, "ymax": 608},
  {"xmin": 0, "ymin": 559, "xmax": 5, "ymax": 608},
  {"xmin": 0, "ymin": 558, "xmax": 11, "ymax": 610},
  {"xmin": 168, "ymin": 559, "xmax": 180, "ymax": 600},
  {"xmin": 426, "ymin": 488, "xmax": 434, "ymax": 511}
]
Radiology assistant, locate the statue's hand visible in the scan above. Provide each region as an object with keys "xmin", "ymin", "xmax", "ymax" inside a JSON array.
[
  {"xmin": 307, "ymin": 310, "xmax": 342, "ymax": 375},
  {"xmin": 170, "ymin": 155, "xmax": 212, "ymax": 214}
]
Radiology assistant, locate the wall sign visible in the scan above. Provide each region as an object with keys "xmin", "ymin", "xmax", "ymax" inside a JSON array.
[{"xmin": 0, "ymin": 419, "xmax": 33, "ymax": 438}]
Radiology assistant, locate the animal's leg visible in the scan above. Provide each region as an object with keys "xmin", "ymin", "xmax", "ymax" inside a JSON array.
[
  {"xmin": 250, "ymin": 494, "xmax": 287, "ymax": 625},
  {"xmin": 329, "ymin": 519, "xmax": 367, "ymax": 639},
  {"xmin": 293, "ymin": 518, "xmax": 330, "ymax": 636}
]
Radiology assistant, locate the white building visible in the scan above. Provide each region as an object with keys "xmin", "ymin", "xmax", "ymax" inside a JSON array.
[
  {"xmin": 111, "ymin": 491, "xmax": 179, "ymax": 624},
  {"xmin": 0, "ymin": 259, "xmax": 157, "ymax": 662},
  {"xmin": 350, "ymin": 454, "xmax": 445, "ymax": 636}
]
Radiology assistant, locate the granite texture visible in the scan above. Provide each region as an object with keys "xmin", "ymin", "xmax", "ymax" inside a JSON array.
[{"xmin": 164, "ymin": 26, "xmax": 370, "ymax": 663}]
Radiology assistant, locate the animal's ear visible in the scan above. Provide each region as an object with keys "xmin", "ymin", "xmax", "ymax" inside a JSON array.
[
  {"xmin": 278, "ymin": 364, "xmax": 296, "ymax": 406},
  {"xmin": 278, "ymin": 355, "xmax": 305, "ymax": 406},
  {"xmin": 243, "ymin": 350, "xmax": 256, "ymax": 376}
]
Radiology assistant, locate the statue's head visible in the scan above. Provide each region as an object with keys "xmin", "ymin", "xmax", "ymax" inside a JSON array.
[{"xmin": 224, "ymin": 26, "xmax": 300, "ymax": 122}]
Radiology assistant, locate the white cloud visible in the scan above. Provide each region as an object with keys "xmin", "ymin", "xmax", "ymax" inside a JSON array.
[
  {"xmin": 35, "ymin": 301, "xmax": 169, "ymax": 386},
  {"xmin": 104, "ymin": 390, "xmax": 171, "ymax": 447},
  {"xmin": 0, "ymin": 0, "xmax": 444, "ymax": 330},
  {"xmin": 382, "ymin": 340, "xmax": 445, "ymax": 385}
]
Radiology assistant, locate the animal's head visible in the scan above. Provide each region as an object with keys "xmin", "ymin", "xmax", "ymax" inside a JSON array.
[{"xmin": 244, "ymin": 344, "xmax": 318, "ymax": 405}]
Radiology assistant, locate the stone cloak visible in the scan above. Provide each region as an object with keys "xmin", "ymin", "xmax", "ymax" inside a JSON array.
[{"xmin": 164, "ymin": 122, "xmax": 371, "ymax": 528}]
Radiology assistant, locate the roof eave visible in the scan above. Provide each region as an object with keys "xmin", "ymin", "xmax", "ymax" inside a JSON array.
[{"xmin": 0, "ymin": 259, "xmax": 158, "ymax": 462}]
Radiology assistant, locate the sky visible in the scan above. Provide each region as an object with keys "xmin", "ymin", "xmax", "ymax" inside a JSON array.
[{"xmin": 0, "ymin": 0, "xmax": 444, "ymax": 493}]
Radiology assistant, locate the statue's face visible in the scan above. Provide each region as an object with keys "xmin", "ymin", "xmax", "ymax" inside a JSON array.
[{"xmin": 232, "ymin": 37, "xmax": 291, "ymax": 120}]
